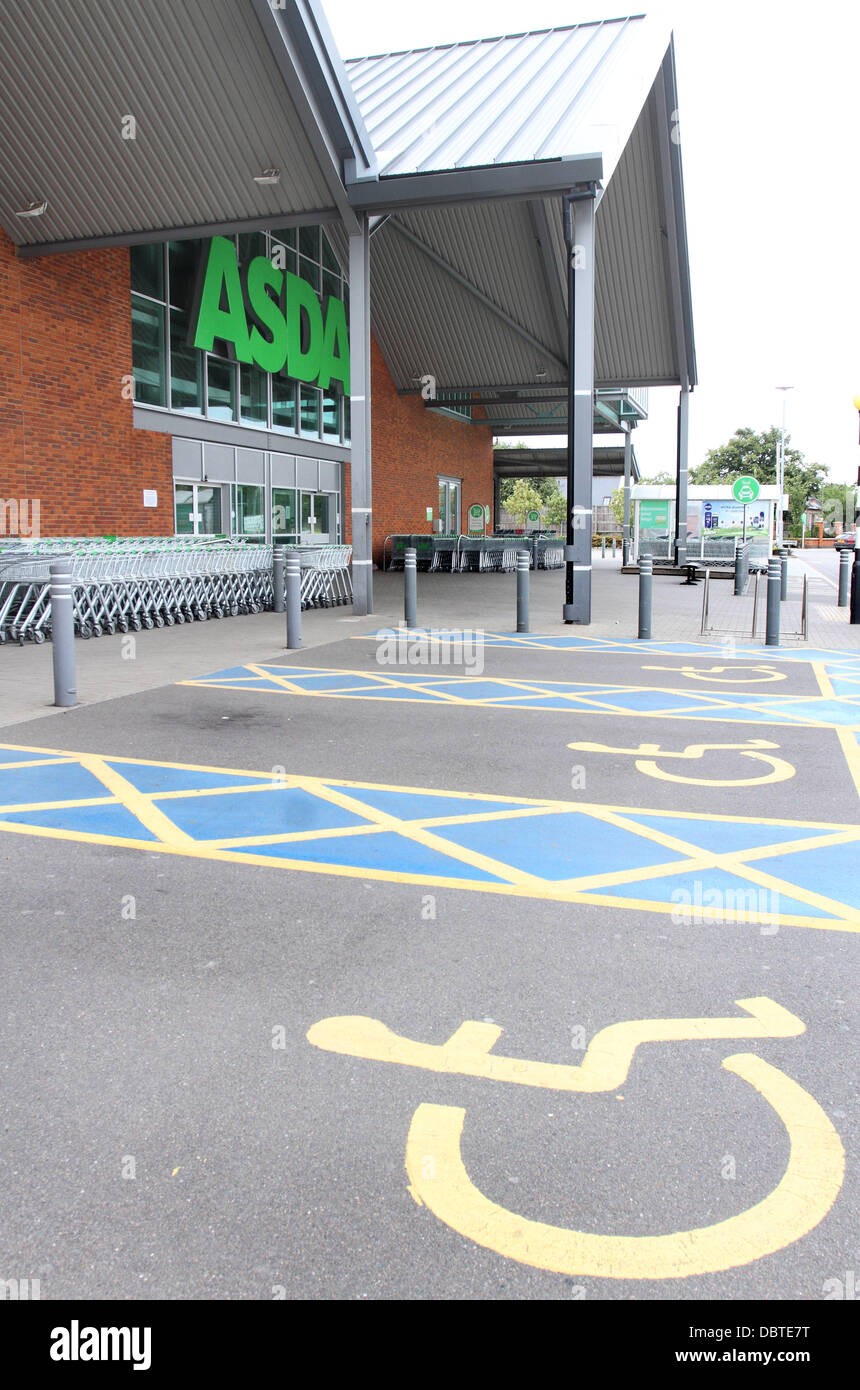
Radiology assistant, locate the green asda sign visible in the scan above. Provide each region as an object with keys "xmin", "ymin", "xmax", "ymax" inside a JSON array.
[{"xmin": 191, "ymin": 235, "xmax": 349, "ymax": 393}]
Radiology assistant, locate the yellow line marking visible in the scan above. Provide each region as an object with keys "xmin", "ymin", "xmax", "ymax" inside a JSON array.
[
  {"xmin": 0, "ymin": 817, "xmax": 851, "ymax": 930},
  {"xmin": 0, "ymin": 796, "xmax": 117, "ymax": 815},
  {"xmin": 0, "ymin": 756, "xmax": 78, "ymax": 771},
  {"xmin": 835, "ymin": 727, "xmax": 860, "ymax": 801},
  {"xmin": 404, "ymin": 1055, "xmax": 844, "ymax": 1279},
  {"xmin": 75, "ymin": 755, "xmax": 195, "ymax": 847},
  {"xmin": 812, "ymin": 662, "xmax": 836, "ymax": 699},
  {"xmin": 177, "ymin": 671, "xmax": 860, "ymax": 732},
  {"xmin": 308, "ymin": 997, "xmax": 804, "ymax": 1092}
]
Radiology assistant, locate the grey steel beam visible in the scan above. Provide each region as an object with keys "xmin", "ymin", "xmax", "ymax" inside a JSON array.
[
  {"xmin": 529, "ymin": 200, "xmax": 569, "ymax": 360},
  {"xmin": 652, "ymin": 48, "xmax": 695, "ymax": 391},
  {"xmin": 347, "ymin": 158, "xmax": 604, "ymax": 213},
  {"xmin": 250, "ymin": 0, "xmax": 364, "ymax": 236},
  {"xmin": 385, "ymin": 219, "xmax": 567, "ymax": 375},
  {"xmin": 674, "ymin": 385, "xmax": 690, "ymax": 566},
  {"xmin": 623, "ymin": 427, "xmax": 633, "ymax": 565},
  {"xmin": 17, "ymin": 208, "xmax": 342, "ymax": 258},
  {"xmin": 349, "ymin": 215, "xmax": 373, "ymax": 615},
  {"xmin": 563, "ymin": 190, "xmax": 596, "ymax": 625}
]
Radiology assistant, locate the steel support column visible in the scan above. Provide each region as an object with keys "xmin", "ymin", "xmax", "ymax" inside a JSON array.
[
  {"xmin": 563, "ymin": 191, "xmax": 596, "ymax": 624},
  {"xmin": 622, "ymin": 427, "xmax": 633, "ymax": 565},
  {"xmin": 674, "ymin": 384, "xmax": 690, "ymax": 567},
  {"xmin": 349, "ymin": 216, "xmax": 373, "ymax": 615}
]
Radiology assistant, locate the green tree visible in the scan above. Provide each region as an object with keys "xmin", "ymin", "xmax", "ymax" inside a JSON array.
[
  {"xmin": 639, "ymin": 470, "xmax": 675, "ymax": 485},
  {"xmin": 609, "ymin": 486, "xmax": 625, "ymax": 526},
  {"xmin": 503, "ymin": 479, "xmax": 544, "ymax": 527},
  {"xmin": 499, "ymin": 475, "xmax": 562, "ymax": 508},
  {"xmin": 543, "ymin": 488, "xmax": 567, "ymax": 529},
  {"xmin": 815, "ymin": 482, "xmax": 856, "ymax": 535},
  {"xmin": 691, "ymin": 427, "xmax": 828, "ymax": 530}
]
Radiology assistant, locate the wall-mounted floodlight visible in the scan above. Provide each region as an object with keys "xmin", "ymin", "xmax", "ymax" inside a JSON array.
[
  {"xmin": 15, "ymin": 199, "xmax": 47, "ymax": 217},
  {"xmin": 254, "ymin": 169, "xmax": 280, "ymax": 185}
]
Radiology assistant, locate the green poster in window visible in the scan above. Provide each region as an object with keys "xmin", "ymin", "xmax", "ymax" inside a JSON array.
[{"xmin": 639, "ymin": 500, "xmax": 670, "ymax": 530}]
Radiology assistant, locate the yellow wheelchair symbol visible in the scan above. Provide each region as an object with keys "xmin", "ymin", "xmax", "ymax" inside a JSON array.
[
  {"xmin": 308, "ymin": 999, "xmax": 844, "ymax": 1280},
  {"xmin": 568, "ymin": 738, "xmax": 795, "ymax": 787},
  {"xmin": 644, "ymin": 664, "xmax": 786, "ymax": 684}
]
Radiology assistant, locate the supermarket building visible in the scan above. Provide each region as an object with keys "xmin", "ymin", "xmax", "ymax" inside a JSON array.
[{"xmin": 0, "ymin": 1, "xmax": 696, "ymax": 622}]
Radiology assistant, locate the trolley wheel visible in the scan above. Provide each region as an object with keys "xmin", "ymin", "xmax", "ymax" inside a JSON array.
[
  {"xmin": 117, "ymin": 620, "xmax": 129, "ymax": 634},
  {"xmin": 230, "ymin": 605, "xmax": 240, "ymax": 617},
  {"xmin": 104, "ymin": 622, "xmax": 116, "ymax": 636},
  {"xmin": 175, "ymin": 612, "xmax": 185, "ymax": 624},
  {"xmin": 211, "ymin": 606, "xmax": 223, "ymax": 619},
  {"xmin": 0, "ymin": 632, "xmax": 6, "ymax": 644},
  {"xmin": 143, "ymin": 616, "xmax": 154, "ymax": 630},
  {"xmin": 164, "ymin": 614, "xmax": 175, "ymax": 626},
  {"xmin": 33, "ymin": 631, "xmax": 46, "ymax": 644},
  {"xmin": 154, "ymin": 615, "xmax": 165, "ymax": 628},
  {"xmin": 92, "ymin": 624, "xmax": 102, "ymax": 637},
  {"xmin": 131, "ymin": 616, "xmax": 142, "ymax": 632},
  {"xmin": 79, "ymin": 624, "xmax": 92, "ymax": 640},
  {"xmin": 17, "ymin": 634, "xmax": 26, "ymax": 646}
]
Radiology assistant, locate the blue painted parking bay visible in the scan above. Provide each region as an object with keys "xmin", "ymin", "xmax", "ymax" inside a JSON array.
[
  {"xmin": 1, "ymin": 742, "xmax": 858, "ymax": 934},
  {"xmin": 179, "ymin": 662, "xmax": 860, "ymax": 729}
]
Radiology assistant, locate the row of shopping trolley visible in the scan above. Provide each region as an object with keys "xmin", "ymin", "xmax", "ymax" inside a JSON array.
[
  {"xmin": 0, "ymin": 539, "xmax": 353, "ymax": 644},
  {"xmin": 383, "ymin": 534, "xmax": 565, "ymax": 573}
]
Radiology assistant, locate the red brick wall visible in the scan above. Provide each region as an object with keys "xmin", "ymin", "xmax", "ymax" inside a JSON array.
[
  {"xmin": 0, "ymin": 230, "xmax": 492, "ymax": 550},
  {"xmin": 0, "ymin": 228, "xmax": 173, "ymax": 538},
  {"xmin": 368, "ymin": 339, "xmax": 493, "ymax": 562}
]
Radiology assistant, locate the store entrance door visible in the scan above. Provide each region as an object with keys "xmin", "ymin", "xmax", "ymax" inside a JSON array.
[
  {"xmin": 174, "ymin": 483, "xmax": 223, "ymax": 536},
  {"xmin": 300, "ymin": 492, "xmax": 335, "ymax": 544}
]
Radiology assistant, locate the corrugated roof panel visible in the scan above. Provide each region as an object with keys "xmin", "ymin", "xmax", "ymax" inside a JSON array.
[
  {"xmin": 346, "ymin": 16, "xmax": 672, "ymax": 182},
  {"xmin": 0, "ymin": 0, "xmax": 338, "ymax": 247}
]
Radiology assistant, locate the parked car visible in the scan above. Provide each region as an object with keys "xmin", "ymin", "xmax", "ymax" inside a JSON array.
[{"xmin": 834, "ymin": 531, "xmax": 857, "ymax": 551}]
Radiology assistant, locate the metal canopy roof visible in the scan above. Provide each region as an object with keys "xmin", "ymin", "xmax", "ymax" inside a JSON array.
[
  {"xmin": 0, "ymin": 0, "xmax": 374, "ymax": 254},
  {"xmin": 493, "ymin": 444, "xmax": 640, "ymax": 481},
  {"xmin": 339, "ymin": 16, "xmax": 696, "ymax": 403},
  {"xmin": 0, "ymin": 2, "xmax": 695, "ymax": 408}
]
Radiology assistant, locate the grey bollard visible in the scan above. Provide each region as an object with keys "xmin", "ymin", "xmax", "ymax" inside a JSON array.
[
  {"xmin": 285, "ymin": 552, "xmax": 302, "ymax": 649},
  {"xmin": 638, "ymin": 555, "xmax": 653, "ymax": 640},
  {"xmin": 779, "ymin": 549, "xmax": 789, "ymax": 601},
  {"xmin": 838, "ymin": 547, "xmax": 852, "ymax": 607},
  {"xmin": 734, "ymin": 542, "xmax": 749, "ymax": 597},
  {"xmin": 516, "ymin": 549, "xmax": 530, "ymax": 632},
  {"xmin": 765, "ymin": 557, "xmax": 781, "ymax": 647},
  {"xmin": 601, "ymin": 536, "xmax": 606, "ymax": 559},
  {"xmin": 50, "ymin": 562, "xmax": 78, "ymax": 707},
  {"xmin": 612, "ymin": 537, "xmax": 617, "ymax": 559},
  {"xmin": 404, "ymin": 546, "xmax": 417, "ymax": 629},
  {"xmin": 273, "ymin": 546, "xmax": 286, "ymax": 613}
]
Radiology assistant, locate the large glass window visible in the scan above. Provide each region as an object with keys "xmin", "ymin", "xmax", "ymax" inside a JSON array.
[
  {"xmin": 272, "ymin": 487, "xmax": 298, "ymax": 543},
  {"xmin": 131, "ymin": 295, "xmax": 166, "ymax": 406},
  {"xmin": 233, "ymin": 484, "xmax": 265, "ymax": 538},
  {"xmin": 272, "ymin": 377, "xmax": 297, "ymax": 433},
  {"xmin": 322, "ymin": 390, "xmax": 341, "ymax": 440},
  {"xmin": 207, "ymin": 356, "xmax": 237, "ymax": 422},
  {"xmin": 300, "ymin": 385, "xmax": 320, "ymax": 437},
  {"xmin": 240, "ymin": 364, "xmax": 268, "ymax": 426},
  {"xmin": 169, "ymin": 308, "xmax": 204, "ymax": 415}
]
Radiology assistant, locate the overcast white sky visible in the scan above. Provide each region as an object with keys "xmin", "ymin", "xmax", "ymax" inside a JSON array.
[{"xmin": 325, "ymin": 0, "xmax": 860, "ymax": 484}]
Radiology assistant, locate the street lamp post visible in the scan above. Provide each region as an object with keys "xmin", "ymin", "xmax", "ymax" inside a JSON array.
[{"xmin": 775, "ymin": 386, "xmax": 793, "ymax": 548}]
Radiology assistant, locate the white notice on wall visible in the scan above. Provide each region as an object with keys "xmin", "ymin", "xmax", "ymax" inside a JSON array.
[{"xmin": 142, "ymin": 490, "xmax": 158, "ymax": 508}]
